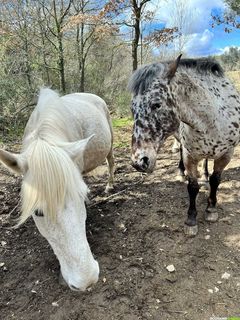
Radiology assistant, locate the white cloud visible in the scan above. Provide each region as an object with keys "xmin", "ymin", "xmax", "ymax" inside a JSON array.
[
  {"xmin": 184, "ymin": 29, "xmax": 215, "ymax": 56},
  {"xmin": 148, "ymin": 0, "xmax": 226, "ymax": 32},
  {"xmin": 145, "ymin": 0, "xmax": 229, "ymax": 57}
]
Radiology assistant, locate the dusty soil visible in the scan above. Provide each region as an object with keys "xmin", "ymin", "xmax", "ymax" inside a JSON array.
[{"xmin": 0, "ymin": 137, "xmax": 240, "ymax": 320}]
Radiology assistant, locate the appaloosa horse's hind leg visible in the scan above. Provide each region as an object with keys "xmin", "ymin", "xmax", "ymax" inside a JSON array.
[
  {"xmin": 202, "ymin": 159, "xmax": 209, "ymax": 182},
  {"xmin": 205, "ymin": 151, "xmax": 233, "ymax": 222},
  {"xmin": 178, "ymin": 146, "xmax": 186, "ymax": 181},
  {"xmin": 105, "ymin": 148, "xmax": 114, "ymax": 193}
]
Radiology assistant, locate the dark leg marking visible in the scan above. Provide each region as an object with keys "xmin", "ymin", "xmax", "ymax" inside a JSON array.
[
  {"xmin": 203, "ymin": 159, "xmax": 209, "ymax": 181},
  {"xmin": 185, "ymin": 177, "xmax": 200, "ymax": 227},
  {"xmin": 178, "ymin": 146, "xmax": 185, "ymax": 177},
  {"xmin": 205, "ymin": 171, "xmax": 221, "ymax": 222}
]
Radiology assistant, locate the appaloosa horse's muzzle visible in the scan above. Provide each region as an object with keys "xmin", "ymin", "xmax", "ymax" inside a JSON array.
[{"xmin": 132, "ymin": 156, "xmax": 150, "ymax": 172}]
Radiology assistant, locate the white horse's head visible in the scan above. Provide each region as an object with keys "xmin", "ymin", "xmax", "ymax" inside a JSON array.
[{"xmin": 0, "ymin": 135, "xmax": 99, "ymax": 291}]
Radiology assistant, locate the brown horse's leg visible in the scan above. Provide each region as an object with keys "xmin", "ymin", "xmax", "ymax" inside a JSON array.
[
  {"xmin": 105, "ymin": 148, "xmax": 115, "ymax": 193},
  {"xmin": 183, "ymin": 155, "xmax": 200, "ymax": 236},
  {"xmin": 205, "ymin": 151, "xmax": 233, "ymax": 222}
]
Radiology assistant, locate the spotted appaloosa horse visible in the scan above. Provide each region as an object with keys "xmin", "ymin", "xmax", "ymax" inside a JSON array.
[
  {"xmin": 172, "ymin": 136, "xmax": 209, "ymax": 182},
  {"xmin": 0, "ymin": 88, "xmax": 114, "ymax": 291},
  {"xmin": 128, "ymin": 55, "xmax": 240, "ymax": 236}
]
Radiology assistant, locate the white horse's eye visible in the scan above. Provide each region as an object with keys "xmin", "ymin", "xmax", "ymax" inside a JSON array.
[{"xmin": 34, "ymin": 209, "xmax": 44, "ymax": 217}]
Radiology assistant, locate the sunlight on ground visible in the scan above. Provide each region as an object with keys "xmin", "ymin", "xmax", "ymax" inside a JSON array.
[{"xmin": 224, "ymin": 233, "xmax": 240, "ymax": 250}]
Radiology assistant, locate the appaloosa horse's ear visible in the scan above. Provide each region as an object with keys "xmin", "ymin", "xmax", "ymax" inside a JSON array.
[{"xmin": 166, "ymin": 54, "xmax": 182, "ymax": 83}]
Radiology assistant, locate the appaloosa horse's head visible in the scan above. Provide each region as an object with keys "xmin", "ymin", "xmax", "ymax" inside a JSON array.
[{"xmin": 129, "ymin": 56, "xmax": 182, "ymax": 172}]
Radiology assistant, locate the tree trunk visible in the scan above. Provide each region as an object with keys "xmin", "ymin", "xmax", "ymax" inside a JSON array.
[{"xmin": 57, "ymin": 33, "xmax": 66, "ymax": 93}]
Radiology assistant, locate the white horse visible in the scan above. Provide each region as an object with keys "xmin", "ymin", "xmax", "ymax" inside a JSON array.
[{"xmin": 0, "ymin": 88, "xmax": 114, "ymax": 291}]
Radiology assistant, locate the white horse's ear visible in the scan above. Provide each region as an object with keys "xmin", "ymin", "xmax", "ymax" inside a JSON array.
[
  {"xmin": 166, "ymin": 54, "xmax": 182, "ymax": 82},
  {"xmin": 61, "ymin": 134, "xmax": 95, "ymax": 160},
  {"xmin": 0, "ymin": 149, "xmax": 27, "ymax": 174}
]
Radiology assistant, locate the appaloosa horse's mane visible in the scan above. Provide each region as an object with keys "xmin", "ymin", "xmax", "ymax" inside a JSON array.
[{"xmin": 128, "ymin": 58, "xmax": 224, "ymax": 95}]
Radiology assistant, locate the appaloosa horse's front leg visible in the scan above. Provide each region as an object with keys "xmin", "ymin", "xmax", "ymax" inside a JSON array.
[
  {"xmin": 183, "ymin": 156, "xmax": 200, "ymax": 236},
  {"xmin": 205, "ymin": 152, "xmax": 232, "ymax": 222}
]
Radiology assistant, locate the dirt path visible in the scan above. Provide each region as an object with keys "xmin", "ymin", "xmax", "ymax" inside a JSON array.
[{"xmin": 0, "ymin": 138, "xmax": 240, "ymax": 320}]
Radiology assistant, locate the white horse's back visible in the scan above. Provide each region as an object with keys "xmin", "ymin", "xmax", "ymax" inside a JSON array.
[
  {"xmin": 61, "ymin": 92, "xmax": 113, "ymax": 173},
  {"xmin": 24, "ymin": 89, "xmax": 113, "ymax": 174}
]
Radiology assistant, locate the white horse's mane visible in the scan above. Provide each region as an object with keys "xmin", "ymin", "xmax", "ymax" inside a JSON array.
[{"xmin": 19, "ymin": 89, "xmax": 88, "ymax": 224}]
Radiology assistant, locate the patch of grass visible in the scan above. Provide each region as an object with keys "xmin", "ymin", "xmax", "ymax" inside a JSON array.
[
  {"xmin": 112, "ymin": 117, "xmax": 133, "ymax": 128},
  {"xmin": 112, "ymin": 117, "xmax": 133, "ymax": 149}
]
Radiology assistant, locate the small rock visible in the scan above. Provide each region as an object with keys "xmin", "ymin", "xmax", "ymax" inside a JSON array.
[
  {"xmin": 205, "ymin": 235, "xmax": 211, "ymax": 240},
  {"xmin": 221, "ymin": 272, "xmax": 231, "ymax": 280},
  {"xmin": 0, "ymin": 262, "xmax": 5, "ymax": 267},
  {"xmin": 214, "ymin": 286, "xmax": 219, "ymax": 293},
  {"xmin": 102, "ymin": 277, "xmax": 107, "ymax": 283},
  {"xmin": 1, "ymin": 241, "xmax": 7, "ymax": 246},
  {"xmin": 208, "ymin": 289, "xmax": 214, "ymax": 294},
  {"xmin": 166, "ymin": 264, "xmax": 175, "ymax": 273},
  {"xmin": 217, "ymin": 281, "xmax": 222, "ymax": 284},
  {"xmin": 52, "ymin": 302, "xmax": 59, "ymax": 307},
  {"xmin": 118, "ymin": 223, "xmax": 127, "ymax": 232}
]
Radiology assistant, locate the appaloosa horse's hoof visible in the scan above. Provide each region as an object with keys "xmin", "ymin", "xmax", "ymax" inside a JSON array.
[
  {"xmin": 205, "ymin": 208, "xmax": 219, "ymax": 222},
  {"xmin": 184, "ymin": 224, "xmax": 198, "ymax": 237}
]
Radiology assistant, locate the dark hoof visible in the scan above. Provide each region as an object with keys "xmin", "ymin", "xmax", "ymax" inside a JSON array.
[
  {"xmin": 184, "ymin": 224, "xmax": 198, "ymax": 237},
  {"xmin": 205, "ymin": 209, "xmax": 218, "ymax": 222}
]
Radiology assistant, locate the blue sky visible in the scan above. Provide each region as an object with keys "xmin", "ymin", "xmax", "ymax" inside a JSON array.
[{"xmin": 144, "ymin": 0, "xmax": 240, "ymax": 57}]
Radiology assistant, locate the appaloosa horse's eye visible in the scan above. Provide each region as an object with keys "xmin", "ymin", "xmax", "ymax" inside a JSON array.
[{"xmin": 34, "ymin": 209, "xmax": 44, "ymax": 217}]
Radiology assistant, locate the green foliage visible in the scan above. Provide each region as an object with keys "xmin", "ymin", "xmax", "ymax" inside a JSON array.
[
  {"xmin": 214, "ymin": 47, "xmax": 240, "ymax": 71},
  {"xmin": 112, "ymin": 117, "xmax": 133, "ymax": 128},
  {"xmin": 113, "ymin": 92, "xmax": 132, "ymax": 117},
  {"xmin": 225, "ymin": 0, "xmax": 240, "ymax": 14}
]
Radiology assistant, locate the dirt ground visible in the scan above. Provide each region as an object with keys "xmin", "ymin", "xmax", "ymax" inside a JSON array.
[{"xmin": 0, "ymin": 137, "xmax": 240, "ymax": 320}]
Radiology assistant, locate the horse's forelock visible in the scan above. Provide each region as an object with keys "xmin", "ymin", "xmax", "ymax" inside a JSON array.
[
  {"xmin": 19, "ymin": 139, "xmax": 88, "ymax": 225},
  {"xmin": 128, "ymin": 63, "xmax": 166, "ymax": 95}
]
